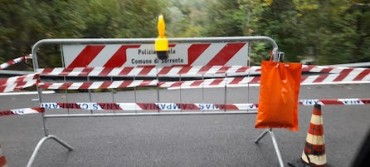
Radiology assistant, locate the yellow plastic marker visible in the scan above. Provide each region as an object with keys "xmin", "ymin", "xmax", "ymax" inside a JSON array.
[{"xmin": 155, "ymin": 14, "xmax": 169, "ymax": 60}]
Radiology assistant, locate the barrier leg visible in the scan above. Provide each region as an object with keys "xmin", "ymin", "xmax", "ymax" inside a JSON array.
[
  {"xmin": 254, "ymin": 129, "xmax": 284, "ymax": 167},
  {"xmin": 254, "ymin": 129, "xmax": 269, "ymax": 143},
  {"xmin": 269, "ymin": 130, "xmax": 284, "ymax": 167},
  {"xmin": 26, "ymin": 135, "xmax": 73, "ymax": 167}
]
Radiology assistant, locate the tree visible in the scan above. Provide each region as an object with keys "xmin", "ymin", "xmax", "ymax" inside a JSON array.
[{"xmin": 0, "ymin": 0, "xmax": 169, "ymax": 68}]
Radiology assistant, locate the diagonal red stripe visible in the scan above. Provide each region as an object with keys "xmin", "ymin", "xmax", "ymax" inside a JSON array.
[
  {"xmin": 100, "ymin": 81, "xmax": 113, "ymax": 89},
  {"xmin": 0, "ymin": 79, "xmax": 8, "ymax": 86},
  {"xmin": 178, "ymin": 66, "xmax": 192, "ymax": 75},
  {"xmin": 353, "ymin": 69, "xmax": 370, "ymax": 81},
  {"xmin": 38, "ymin": 82, "xmax": 52, "ymax": 89},
  {"xmin": 172, "ymin": 81, "xmax": 184, "ymax": 87},
  {"xmin": 39, "ymin": 68, "xmax": 54, "ymax": 75},
  {"xmin": 79, "ymin": 82, "xmax": 92, "ymax": 89},
  {"xmin": 138, "ymin": 66, "xmax": 155, "ymax": 76},
  {"xmin": 302, "ymin": 65, "xmax": 314, "ymax": 73},
  {"xmin": 313, "ymin": 74, "xmax": 328, "ymax": 83},
  {"xmin": 118, "ymin": 67, "xmax": 134, "ymax": 76},
  {"xmin": 80, "ymin": 67, "xmax": 94, "ymax": 76},
  {"xmin": 68, "ymin": 45, "xmax": 105, "ymax": 68},
  {"xmin": 104, "ymin": 45, "xmax": 141, "ymax": 67},
  {"xmin": 217, "ymin": 66, "xmax": 230, "ymax": 73},
  {"xmin": 198, "ymin": 66, "xmax": 213, "ymax": 74},
  {"xmin": 300, "ymin": 76, "xmax": 308, "ymax": 83},
  {"xmin": 210, "ymin": 78, "xmax": 223, "ymax": 86},
  {"xmin": 320, "ymin": 67, "xmax": 333, "ymax": 73},
  {"xmin": 188, "ymin": 44, "xmax": 210, "ymax": 65},
  {"xmin": 333, "ymin": 69, "xmax": 353, "ymax": 82},
  {"xmin": 120, "ymin": 80, "xmax": 133, "ymax": 88},
  {"xmin": 206, "ymin": 43, "xmax": 245, "ymax": 66},
  {"xmin": 158, "ymin": 67, "xmax": 172, "ymax": 75},
  {"xmin": 229, "ymin": 77, "xmax": 244, "ymax": 85},
  {"xmin": 61, "ymin": 68, "xmax": 73, "ymax": 76},
  {"xmin": 190, "ymin": 80, "xmax": 203, "ymax": 87},
  {"xmin": 0, "ymin": 86, "xmax": 6, "ymax": 93},
  {"xmin": 99, "ymin": 68, "xmax": 114, "ymax": 76},
  {"xmin": 236, "ymin": 66, "xmax": 249, "ymax": 73},
  {"xmin": 250, "ymin": 77, "xmax": 260, "ymax": 83},
  {"xmin": 59, "ymin": 82, "xmax": 73, "ymax": 89}
]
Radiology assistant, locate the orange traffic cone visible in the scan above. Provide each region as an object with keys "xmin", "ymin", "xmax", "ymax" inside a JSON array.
[
  {"xmin": 0, "ymin": 144, "xmax": 7, "ymax": 167},
  {"xmin": 301, "ymin": 104, "xmax": 327, "ymax": 167}
]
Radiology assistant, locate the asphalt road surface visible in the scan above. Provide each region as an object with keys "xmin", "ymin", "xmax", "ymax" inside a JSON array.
[{"xmin": 1, "ymin": 84, "xmax": 369, "ymax": 167}]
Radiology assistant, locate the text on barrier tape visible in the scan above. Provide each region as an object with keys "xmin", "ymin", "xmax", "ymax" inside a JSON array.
[
  {"xmin": 40, "ymin": 98, "xmax": 370, "ymax": 111},
  {"xmin": 0, "ymin": 107, "xmax": 44, "ymax": 117}
]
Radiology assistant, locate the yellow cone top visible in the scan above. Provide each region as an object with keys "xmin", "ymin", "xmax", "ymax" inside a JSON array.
[
  {"xmin": 155, "ymin": 14, "xmax": 168, "ymax": 52},
  {"xmin": 157, "ymin": 14, "xmax": 165, "ymax": 38}
]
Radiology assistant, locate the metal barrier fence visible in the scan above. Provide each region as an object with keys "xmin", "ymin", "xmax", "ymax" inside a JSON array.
[
  {"xmin": 28, "ymin": 36, "xmax": 286, "ymax": 167},
  {"xmin": 0, "ymin": 37, "xmax": 368, "ymax": 166}
]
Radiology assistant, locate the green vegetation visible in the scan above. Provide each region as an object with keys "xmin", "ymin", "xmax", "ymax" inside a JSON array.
[{"xmin": 0, "ymin": 0, "xmax": 369, "ymax": 66}]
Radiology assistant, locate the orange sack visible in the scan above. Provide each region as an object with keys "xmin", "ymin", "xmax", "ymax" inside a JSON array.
[{"xmin": 255, "ymin": 60, "xmax": 302, "ymax": 131}]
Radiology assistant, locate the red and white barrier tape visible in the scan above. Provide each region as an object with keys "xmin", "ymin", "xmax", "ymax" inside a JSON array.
[
  {"xmin": 0, "ymin": 80, "xmax": 38, "ymax": 93},
  {"xmin": 0, "ymin": 72, "xmax": 368, "ymax": 92},
  {"xmin": 160, "ymin": 73, "xmax": 370, "ymax": 89},
  {"xmin": 38, "ymin": 80, "xmax": 158, "ymax": 90},
  {"xmin": 0, "ymin": 74, "xmax": 39, "ymax": 93},
  {"xmin": 36, "ymin": 66, "xmax": 257, "ymax": 77},
  {"xmin": 40, "ymin": 98, "xmax": 370, "ymax": 111},
  {"xmin": 32, "ymin": 72, "xmax": 370, "ymax": 91},
  {"xmin": 299, "ymin": 98, "xmax": 370, "ymax": 106},
  {"xmin": 0, "ymin": 107, "xmax": 44, "ymax": 117},
  {"xmin": 302, "ymin": 65, "xmax": 369, "ymax": 74},
  {"xmin": 0, "ymin": 73, "xmax": 38, "ymax": 86},
  {"xmin": 0, "ymin": 65, "xmax": 368, "ymax": 92},
  {"xmin": 41, "ymin": 102, "xmax": 257, "ymax": 111},
  {"xmin": 36, "ymin": 65, "xmax": 369, "ymax": 77},
  {"xmin": 0, "ymin": 54, "xmax": 32, "ymax": 70}
]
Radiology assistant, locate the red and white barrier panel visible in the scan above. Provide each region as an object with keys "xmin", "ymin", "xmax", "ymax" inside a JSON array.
[
  {"xmin": 38, "ymin": 80, "xmax": 158, "ymax": 90},
  {"xmin": 62, "ymin": 43, "xmax": 249, "ymax": 68},
  {"xmin": 0, "ymin": 107, "xmax": 44, "ymax": 117},
  {"xmin": 36, "ymin": 65, "xmax": 369, "ymax": 78},
  {"xmin": 160, "ymin": 73, "xmax": 370, "ymax": 89},
  {"xmin": 0, "ymin": 54, "xmax": 32, "ymax": 70},
  {"xmin": 0, "ymin": 74, "xmax": 39, "ymax": 93},
  {"xmin": 40, "ymin": 98, "xmax": 370, "ymax": 111}
]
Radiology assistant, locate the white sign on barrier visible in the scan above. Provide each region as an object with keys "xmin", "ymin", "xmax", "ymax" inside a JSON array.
[{"xmin": 126, "ymin": 44, "xmax": 187, "ymax": 66}]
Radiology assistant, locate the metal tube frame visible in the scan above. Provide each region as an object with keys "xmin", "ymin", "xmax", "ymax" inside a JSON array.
[
  {"xmin": 28, "ymin": 36, "xmax": 283, "ymax": 167},
  {"xmin": 255, "ymin": 129, "xmax": 285, "ymax": 167},
  {"xmin": 26, "ymin": 135, "xmax": 73, "ymax": 167}
]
